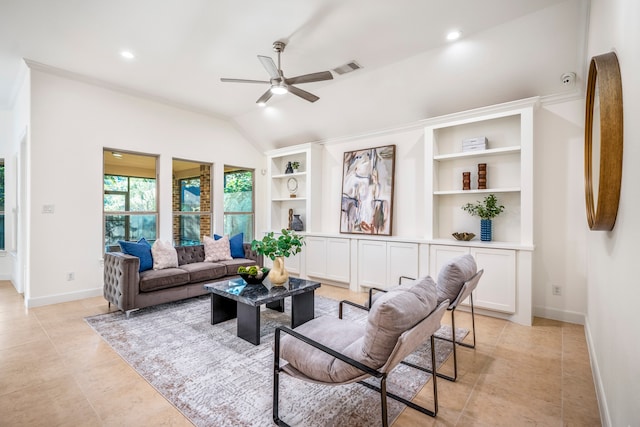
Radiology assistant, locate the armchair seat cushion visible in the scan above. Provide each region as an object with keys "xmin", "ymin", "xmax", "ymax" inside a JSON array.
[{"xmin": 281, "ymin": 316, "xmax": 366, "ymax": 383}]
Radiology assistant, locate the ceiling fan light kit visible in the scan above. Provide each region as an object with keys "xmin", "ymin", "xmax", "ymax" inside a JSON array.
[{"xmin": 221, "ymin": 41, "xmax": 333, "ymax": 105}]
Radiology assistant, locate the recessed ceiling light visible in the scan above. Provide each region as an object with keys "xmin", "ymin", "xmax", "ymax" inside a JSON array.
[
  {"xmin": 446, "ymin": 30, "xmax": 462, "ymax": 41},
  {"xmin": 120, "ymin": 50, "xmax": 135, "ymax": 59}
]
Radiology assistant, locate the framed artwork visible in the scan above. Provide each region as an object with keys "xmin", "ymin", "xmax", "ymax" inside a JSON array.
[{"xmin": 340, "ymin": 144, "xmax": 396, "ymax": 235}]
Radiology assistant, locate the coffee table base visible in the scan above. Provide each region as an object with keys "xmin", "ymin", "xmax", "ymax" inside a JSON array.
[{"xmin": 210, "ymin": 291, "xmax": 316, "ymax": 345}]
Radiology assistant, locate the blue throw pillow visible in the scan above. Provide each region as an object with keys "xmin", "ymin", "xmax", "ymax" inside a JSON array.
[
  {"xmin": 214, "ymin": 233, "xmax": 245, "ymax": 258},
  {"xmin": 119, "ymin": 238, "xmax": 153, "ymax": 272}
]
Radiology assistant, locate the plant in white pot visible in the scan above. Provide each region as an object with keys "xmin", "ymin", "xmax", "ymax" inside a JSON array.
[
  {"xmin": 251, "ymin": 229, "xmax": 305, "ymax": 285},
  {"xmin": 461, "ymin": 194, "xmax": 505, "ymax": 242}
]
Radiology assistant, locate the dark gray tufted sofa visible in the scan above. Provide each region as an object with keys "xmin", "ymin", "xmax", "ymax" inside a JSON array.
[{"xmin": 103, "ymin": 243, "xmax": 262, "ymax": 316}]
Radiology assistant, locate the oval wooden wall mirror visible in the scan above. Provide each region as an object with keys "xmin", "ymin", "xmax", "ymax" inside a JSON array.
[{"xmin": 584, "ymin": 51, "xmax": 623, "ymax": 231}]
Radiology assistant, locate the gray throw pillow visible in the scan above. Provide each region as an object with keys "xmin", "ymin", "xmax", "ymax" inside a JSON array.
[{"xmin": 436, "ymin": 254, "xmax": 477, "ymax": 305}]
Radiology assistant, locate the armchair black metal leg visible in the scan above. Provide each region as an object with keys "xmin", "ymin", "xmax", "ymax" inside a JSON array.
[
  {"xmin": 380, "ymin": 376, "xmax": 389, "ymax": 427},
  {"xmin": 272, "ymin": 329, "xmax": 290, "ymax": 427},
  {"xmin": 456, "ymin": 294, "xmax": 477, "ymax": 349}
]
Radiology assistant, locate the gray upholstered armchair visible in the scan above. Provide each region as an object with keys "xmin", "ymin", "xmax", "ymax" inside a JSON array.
[
  {"xmin": 363, "ymin": 254, "xmax": 483, "ymax": 382},
  {"xmin": 272, "ymin": 276, "xmax": 448, "ymax": 426}
]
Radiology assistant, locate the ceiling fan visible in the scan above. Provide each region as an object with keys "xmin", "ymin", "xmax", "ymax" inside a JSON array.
[{"xmin": 221, "ymin": 41, "xmax": 333, "ymax": 105}]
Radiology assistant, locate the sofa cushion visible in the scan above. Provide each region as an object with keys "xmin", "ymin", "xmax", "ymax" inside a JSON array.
[
  {"xmin": 204, "ymin": 235, "xmax": 232, "ymax": 262},
  {"xmin": 178, "ymin": 262, "xmax": 227, "ymax": 283},
  {"xmin": 139, "ymin": 268, "xmax": 190, "ymax": 292},
  {"xmin": 175, "ymin": 245, "xmax": 205, "ymax": 265},
  {"xmin": 436, "ymin": 254, "xmax": 477, "ymax": 305},
  {"xmin": 151, "ymin": 240, "xmax": 179, "ymax": 270},
  {"xmin": 119, "ymin": 238, "xmax": 153, "ymax": 272}
]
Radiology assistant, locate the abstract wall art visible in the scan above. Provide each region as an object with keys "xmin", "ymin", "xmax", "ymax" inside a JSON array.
[{"xmin": 340, "ymin": 144, "xmax": 396, "ymax": 235}]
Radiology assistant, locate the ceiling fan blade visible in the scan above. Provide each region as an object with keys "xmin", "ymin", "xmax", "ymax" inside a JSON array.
[
  {"xmin": 258, "ymin": 55, "xmax": 280, "ymax": 79},
  {"xmin": 285, "ymin": 71, "xmax": 333, "ymax": 85},
  {"xmin": 256, "ymin": 89, "xmax": 273, "ymax": 104},
  {"xmin": 287, "ymin": 85, "xmax": 320, "ymax": 103},
  {"xmin": 221, "ymin": 78, "xmax": 270, "ymax": 84}
]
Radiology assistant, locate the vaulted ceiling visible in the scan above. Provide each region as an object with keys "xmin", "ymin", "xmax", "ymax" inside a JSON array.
[{"xmin": 0, "ymin": 0, "xmax": 588, "ymax": 152}]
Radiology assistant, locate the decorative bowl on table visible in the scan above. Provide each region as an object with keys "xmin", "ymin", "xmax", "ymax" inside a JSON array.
[
  {"xmin": 452, "ymin": 232, "xmax": 476, "ymax": 241},
  {"xmin": 237, "ymin": 266, "xmax": 270, "ymax": 285}
]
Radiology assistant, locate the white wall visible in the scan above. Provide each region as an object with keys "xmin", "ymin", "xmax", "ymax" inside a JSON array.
[
  {"xmin": 532, "ymin": 99, "xmax": 588, "ymax": 324},
  {"xmin": 319, "ymin": 128, "xmax": 425, "ymax": 238},
  {"xmin": 24, "ymin": 69, "xmax": 265, "ymax": 307},
  {"xmin": 584, "ymin": 0, "xmax": 640, "ymax": 424}
]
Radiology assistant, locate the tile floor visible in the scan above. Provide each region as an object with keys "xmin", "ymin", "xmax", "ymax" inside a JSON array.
[{"xmin": 0, "ymin": 281, "xmax": 601, "ymax": 426}]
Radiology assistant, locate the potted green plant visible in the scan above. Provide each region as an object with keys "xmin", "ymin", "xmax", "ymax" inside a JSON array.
[
  {"xmin": 291, "ymin": 161, "xmax": 300, "ymax": 172},
  {"xmin": 251, "ymin": 229, "xmax": 305, "ymax": 285},
  {"xmin": 461, "ymin": 194, "xmax": 505, "ymax": 241}
]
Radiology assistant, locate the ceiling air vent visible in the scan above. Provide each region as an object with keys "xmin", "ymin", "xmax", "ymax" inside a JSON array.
[{"xmin": 332, "ymin": 61, "xmax": 362, "ymax": 75}]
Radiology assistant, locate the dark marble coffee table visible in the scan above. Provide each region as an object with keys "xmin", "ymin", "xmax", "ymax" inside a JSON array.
[{"xmin": 204, "ymin": 277, "xmax": 321, "ymax": 345}]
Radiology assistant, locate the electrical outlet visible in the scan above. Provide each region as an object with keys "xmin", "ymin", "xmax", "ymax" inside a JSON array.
[
  {"xmin": 67, "ymin": 272, "xmax": 75, "ymax": 281},
  {"xmin": 552, "ymin": 285, "xmax": 561, "ymax": 296}
]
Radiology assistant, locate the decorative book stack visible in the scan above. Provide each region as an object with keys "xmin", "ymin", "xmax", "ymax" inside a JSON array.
[
  {"xmin": 478, "ymin": 163, "xmax": 487, "ymax": 189},
  {"xmin": 462, "ymin": 136, "xmax": 487, "ymax": 152}
]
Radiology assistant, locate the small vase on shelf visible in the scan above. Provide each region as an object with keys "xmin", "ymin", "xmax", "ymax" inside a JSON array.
[
  {"xmin": 480, "ymin": 219, "xmax": 492, "ymax": 241},
  {"xmin": 291, "ymin": 214, "xmax": 304, "ymax": 231}
]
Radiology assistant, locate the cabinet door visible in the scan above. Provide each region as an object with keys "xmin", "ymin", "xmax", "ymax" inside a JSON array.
[
  {"xmin": 429, "ymin": 245, "xmax": 469, "ymax": 278},
  {"xmin": 358, "ymin": 240, "xmax": 388, "ymax": 289},
  {"xmin": 470, "ymin": 247, "xmax": 516, "ymax": 313},
  {"xmin": 387, "ymin": 242, "xmax": 419, "ymax": 286},
  {"xmin": 286, "ymin": 250, "xmax": 302, "ymax": 275},
  {"xmin": 305, "ymin": 236, "xmax": 328, "ymax": 278},
  {"xmin": 325, "ymin": 238, "xmax": 350, "ymax": 283}
]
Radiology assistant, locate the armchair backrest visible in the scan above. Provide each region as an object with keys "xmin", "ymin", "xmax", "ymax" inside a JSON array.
[
  {"xmin": 382, "ymin": 299, "xmax": 449, "ymax": 373},
  {"xmin": 345, "ymin": 276, "xmax": 438, "ymax": 369},
  {"xmin": 449, "ymin": 269, "xmax": 484, "ymax": 308},
  {"xmin": 436, "ymin": 254, "xmax": 477, "ymax": 305}
]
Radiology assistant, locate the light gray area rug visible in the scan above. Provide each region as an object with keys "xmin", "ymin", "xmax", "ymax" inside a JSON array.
[{"xmin": 86, "ymin": 295, "xmax": 466, "ymax": 426}]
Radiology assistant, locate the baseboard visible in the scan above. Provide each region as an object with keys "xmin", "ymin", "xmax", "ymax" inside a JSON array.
[
  {"xmin": 584, "ymin": 316, "xmax": 612, "ymax": 427},
  {"xmin": 532, "ymin": 305, "xmax": 585, "ymax": 325},
  {"xmin": 26, "ymin": 287, "xmax": 103, "ymax": 308}
]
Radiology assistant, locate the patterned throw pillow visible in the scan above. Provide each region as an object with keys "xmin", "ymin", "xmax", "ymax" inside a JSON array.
[
  {"xmin": 204, "ymin": 235, "xmax": 232, "ymax": 262},
  {"xmin": 151, "ymin": 240, "xmax": 178, "ymax": 270},
  {"xmin": 214, "ymin": 233, "xmax": 245, "ymax": 258}
]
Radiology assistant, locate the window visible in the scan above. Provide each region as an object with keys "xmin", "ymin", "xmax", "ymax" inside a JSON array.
[
  {"xmin": 224, "ymin": 167, "xmax": 254, "ymax": 242},
  {"xmin": 172, "ymin": 159, "xmax": 212, "ymax": 246},
  {"xmin": 0, "ymin": 160, "xmax": 4, "ymax": 250},
  {"xmin": 103, "ymin": 151, "xmax": 158, "ymax": 251}
]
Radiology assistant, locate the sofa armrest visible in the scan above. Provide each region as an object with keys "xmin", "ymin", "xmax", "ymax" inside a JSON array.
[
  {"xmin": 103, "ymin": 252, "xmax": 140, "ymax": 312},
  {"xmin": 243, "ymin": 243, "xmax": 263, "ymax": 266}
]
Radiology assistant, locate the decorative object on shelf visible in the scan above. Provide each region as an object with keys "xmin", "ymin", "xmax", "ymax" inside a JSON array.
[
  {"xmin": 251, "ymin": 229, "xmax": 305, "ymax": 286},
  {"xmin": 285, "ymin": 161, "xmax": 294, "ymax": 174},
  {"xmin": 462, "ymin": 172, "xmax": 471, "ymax": 190},
  {"xmin": 291, "ymin": 214, "xmax": 304, "ymax": 231},
  {"xmin": 291, "ymin": 161, "xmax": 300, "ymax": 172},
  {"xmin": 477, "ymin": 163, "xmax": 487, "ymax": 190},
  {"xmin": 288, "ymin": 208, "xmax": 293, "ymax": 230},
  {"xmin": 462, "ymin": 136, "xmax": 487, "ymax": 152},
  {"xmin": 340, "ymin": 144, "xmax": 396, "ymax": 236},
  {"xmin": 287, "ymin": 177, "xmax": 298, "ymax": 198},
  {"xmin": 584, "ymin": 51, "xmax": 623, "ymax": 231},
  {"xmin": 237, "ymin": 265, "xmax": 270, "ymax": 284},
  {"xmin": 452, "ymin": 232, "xmax": 475, "ymax": 241},
  {"xmin": 461, "ymin": 194, "xmax": 505, "ymax": 242}
]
